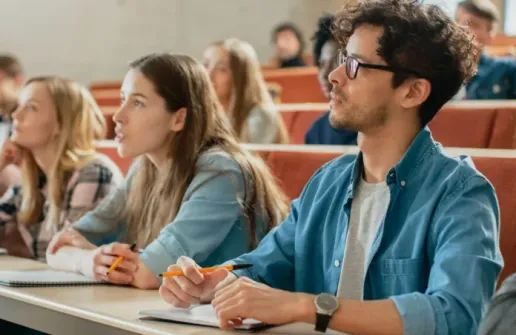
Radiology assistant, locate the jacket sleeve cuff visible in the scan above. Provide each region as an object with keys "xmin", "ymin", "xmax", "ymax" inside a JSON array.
[{"xmin": 140, "ymin": 238, "xmax": 185, "ymax": 278}]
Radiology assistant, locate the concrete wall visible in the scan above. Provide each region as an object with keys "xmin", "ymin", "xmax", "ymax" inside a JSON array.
[
  {"xmin": 0, "ymin": 0, "xmax": 505, "ymax": 85},
  {"xmin": 0, "ymin": 0, "xmax": 343, "ymax": 84}
]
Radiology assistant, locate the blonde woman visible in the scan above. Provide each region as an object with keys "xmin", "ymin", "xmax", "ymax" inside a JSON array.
[
  {"xmin": 47, "ymin": 53, "xmax": 289, "ymax": 289},
  {"xmin": 203, "ymin": 38, "xmax": 289, "ymax": 144},
  {"xmin": 0, "ymin": 77, "xmax": 123, "ymax": 260}
]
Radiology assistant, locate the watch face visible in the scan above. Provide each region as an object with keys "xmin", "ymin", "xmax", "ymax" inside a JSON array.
[{"xmin": 316, "ymin": 293, "xmax": 338, "ymax": 312}]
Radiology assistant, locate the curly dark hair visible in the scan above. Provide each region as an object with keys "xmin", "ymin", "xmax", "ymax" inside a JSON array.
[
  {"xmin": 332, "ymin": 0, "xmax": 480, "ymax": 126},
  {"xmin": 312, "ymin": 13, "xmax": 335, "ymax": 67}
]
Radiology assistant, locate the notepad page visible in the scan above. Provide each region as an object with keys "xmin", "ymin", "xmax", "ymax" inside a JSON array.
[
  {"xmin": 0, "ymin": 270, "xmax": 104, "ymax": 285},
  {"xmin": 139, "ymin": 304, "xmax": 265, "ymax": 329}
]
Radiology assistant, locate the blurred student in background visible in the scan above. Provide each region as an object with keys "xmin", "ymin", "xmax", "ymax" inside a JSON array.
[
  {"xmin": 455, "ymin": 0, "xmax": 516, "ymax": 99},
  {"xmin": 0, "ymin": 54, "xmax": 24, "ymax": 196},
  {"xmin": 203, "ymin": 38, "xmax": 288, "ymax": 144},
  {"xmin": 305, "ymin": 14, "xmax": 358, "ymax": 145},
  {"xmin": 271, "ymin": 22, "xmax": 307, "ymax": 68},
  {"xmin": 47, "ymin": 53, "xmax": 289, "ymax": 290},
  {"xmin": 0, "ymin": 76, "xmax": 122, "ymax": 260},
  {"xmin": 478, "ymin": 273, "xmax": 516, "ymax": 335}
]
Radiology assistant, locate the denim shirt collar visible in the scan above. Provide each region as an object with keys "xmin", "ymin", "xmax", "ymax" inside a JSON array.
[{"xmin": 347, "ymin": 126, "xmax": 436, "ymax": 199}]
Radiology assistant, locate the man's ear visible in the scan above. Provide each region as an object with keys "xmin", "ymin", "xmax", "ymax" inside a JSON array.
[
  {"xmin": 170, "ymin": 107, "xmax": 187, "ymax": 132},
  {"xmin": 400, "ymin": 78, "xmax": 432, "ymax": 110}
]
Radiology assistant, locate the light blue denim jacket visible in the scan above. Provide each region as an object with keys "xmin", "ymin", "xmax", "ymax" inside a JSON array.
[
  {"xmin": 232, "ymin": 128, "xmax": 503, "ymax": 335},
  {"xmin": 73, "ymin": 150, "xmax": 268, "ymax": 276}
]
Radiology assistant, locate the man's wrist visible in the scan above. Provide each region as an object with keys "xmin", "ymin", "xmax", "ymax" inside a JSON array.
[{"xmin": 295, "ymin": 293, "xmax": 317, "ymax": 324}]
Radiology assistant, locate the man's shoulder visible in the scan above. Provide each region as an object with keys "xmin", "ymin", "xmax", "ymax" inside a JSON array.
[{"xmin": 425, "ymin": 149, "xmax": 493, "ymax": 196}]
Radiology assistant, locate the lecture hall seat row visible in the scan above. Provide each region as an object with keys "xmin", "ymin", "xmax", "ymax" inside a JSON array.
[
  {"xmin": 101, "ymin": 100, "xmax": 516, "ymax": 149},
  {"xmin": 90, "ymin": 67, "xmax": 326, "ymax": 104},
  {"xmin": 96, "ymin": 142, "xmax": 516, "ymax": 286},
  {"xmin": 279, "ymin": 101, "xmax": 516, "ymax": 148}
]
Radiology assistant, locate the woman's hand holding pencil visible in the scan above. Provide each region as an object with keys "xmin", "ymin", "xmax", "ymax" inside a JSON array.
[{"xmin": 91, "ymin": 242, "xmax": 138, "ymax": 285}]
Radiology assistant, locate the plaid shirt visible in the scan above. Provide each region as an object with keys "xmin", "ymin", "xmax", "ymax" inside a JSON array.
[{"xmin": 0, "ymin": 154, "xmax": 123, "ymax": 261}]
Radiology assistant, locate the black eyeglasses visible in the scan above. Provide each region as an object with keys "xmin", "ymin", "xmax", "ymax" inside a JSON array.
[{"xmin": 338, "ymin": 50, "xmax": 424, "ymax": 80}]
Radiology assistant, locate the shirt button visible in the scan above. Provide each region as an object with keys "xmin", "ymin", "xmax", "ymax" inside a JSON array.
[
  {"xmin": 334, "ymin": 260, "xmax": 340, "ymax": 267},
  {"xmin": 400, "ymin": 180, "xmax": 406, "ymax": 187}
]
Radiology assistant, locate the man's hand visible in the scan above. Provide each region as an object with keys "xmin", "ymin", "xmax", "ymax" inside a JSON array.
[
  {"xmin": 159, "ymin": 256, "xmax": 237, "ymax": 308},
  {"xmin": 211, "ymin": 276, "xmax": 315, "ymax": 330}
]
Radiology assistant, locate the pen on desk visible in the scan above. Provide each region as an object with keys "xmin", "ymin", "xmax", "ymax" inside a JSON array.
[
  {"xmin": 158, "ymin": 264, "xmax": 253, "ymax": 277},
  {"xmin": 106, "ymin": 243, "xmax": 136, "ymax": 274}
]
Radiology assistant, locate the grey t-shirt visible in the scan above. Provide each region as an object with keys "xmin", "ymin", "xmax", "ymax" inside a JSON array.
[{"xmin": 337, "ymin": 178, "xmax": 390, "ymax": 300}]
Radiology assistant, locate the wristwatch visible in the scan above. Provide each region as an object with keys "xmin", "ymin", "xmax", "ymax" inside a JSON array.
[{"xmin": 314, "ymin": 293, "xmax": 339, "ymax": 333}]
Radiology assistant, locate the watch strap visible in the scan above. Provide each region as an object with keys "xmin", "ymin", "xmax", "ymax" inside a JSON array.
[{"xmin": 315, "ymin": 313, "xmax": 332, "ymax": 332}]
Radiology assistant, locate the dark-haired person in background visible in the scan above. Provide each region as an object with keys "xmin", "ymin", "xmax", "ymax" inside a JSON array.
[
  {"xmin": 0, "ymin": 54, "xmax": 24, "ymax": 138},
  {"xmin": 271, "ymin": 22, "xmax": 307, "ymax": 68},
  {"xmin": 305, "ymin": 14, "xmax": 358, "ymax": 145},
  {"xmin": 456, "ymin": 0, "xmax": 516, "ymax": 99},
  {"xmin": 159, "ymin": 1, "xmax": 502, "ymax": 334},
  {"xmin": 0, "ymin": 54, "xmax": 24, "ymax": 196}
]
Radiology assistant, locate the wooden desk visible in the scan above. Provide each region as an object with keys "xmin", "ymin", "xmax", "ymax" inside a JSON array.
[{"xmin": 0, "ymin": 256, "xmax": 341, "ymax": 335}]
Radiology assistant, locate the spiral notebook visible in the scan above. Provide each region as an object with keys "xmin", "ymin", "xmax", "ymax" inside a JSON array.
[
  {"xmin": 0, "ymin": 270, "xmax": 107, "ymax": 287},
  {"xmin": 139, "ymin": 304, "xmax": 269, "ymax": 330}
]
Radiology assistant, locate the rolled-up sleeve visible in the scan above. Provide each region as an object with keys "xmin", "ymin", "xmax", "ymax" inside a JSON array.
[
  {"xmin": 140, "ymin": 158, "xmax": 246, "ymax": 276},
  {"xmin": 391, "ymin": 175, "xmax": 503, "ymax": 335}
]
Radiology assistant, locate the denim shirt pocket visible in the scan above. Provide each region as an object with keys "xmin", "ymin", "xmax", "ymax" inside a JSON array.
[{"xmin": 369, "ymin": 258, "xmax": 427, "ymax": 298}]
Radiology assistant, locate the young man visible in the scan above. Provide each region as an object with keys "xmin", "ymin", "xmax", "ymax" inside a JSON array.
[
  {"xmin": 456, "ymin": 0, "xmax": 516, "ymax": 99},
  {"xmin": 271, "ymin": 22, "xmax": 307, "ymax": 68},
  {"xmin": 160, "ymin": 1, "xmax": 502, "ymax": 334},
  {"xmin": 305, "ymin": 13, "xmax": 358, "ymax": 145}
]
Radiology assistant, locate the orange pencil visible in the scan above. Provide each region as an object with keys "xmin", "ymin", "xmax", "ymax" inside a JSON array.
[
  {"xmin": 107, "ymin": 243, "xmax": 136, "ymax": 274},
  {"xmin": 159, "ymin": 264, "xmax": 253, "ymax": 277}
]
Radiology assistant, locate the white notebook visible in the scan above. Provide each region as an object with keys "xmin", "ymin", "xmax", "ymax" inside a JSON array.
[
  {"xmin": 0, "ymin": 248, "xmax": 7, "ymax": 255},
  {"xmin": 139, "ymin": 304, "xmax": 269, "ymax": 330},
  {"xmin": 0, "ymin": 270, "xmax": 106, "ymax": 287}
]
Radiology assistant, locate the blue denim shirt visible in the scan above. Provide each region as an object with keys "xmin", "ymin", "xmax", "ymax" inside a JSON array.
[
  {"xmin": 233, "ymin": 127, "xmax": 503, "ymax": 335},
  {"xmin": 466, "ymin": 53, "xmax": 516, "ymax": 100}
]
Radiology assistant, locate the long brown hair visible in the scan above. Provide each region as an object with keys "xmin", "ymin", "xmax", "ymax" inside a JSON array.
[
  {"xmin": 212, "ymin": 39, "xmax": 288, "ymax": 144},
  {"xmin": 18, "ymin": 77, "xmax": 106, "ymax": 225},
  {"xmin": 124, "ymin": 53, "xmax": 289, "ymax": 248}
]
